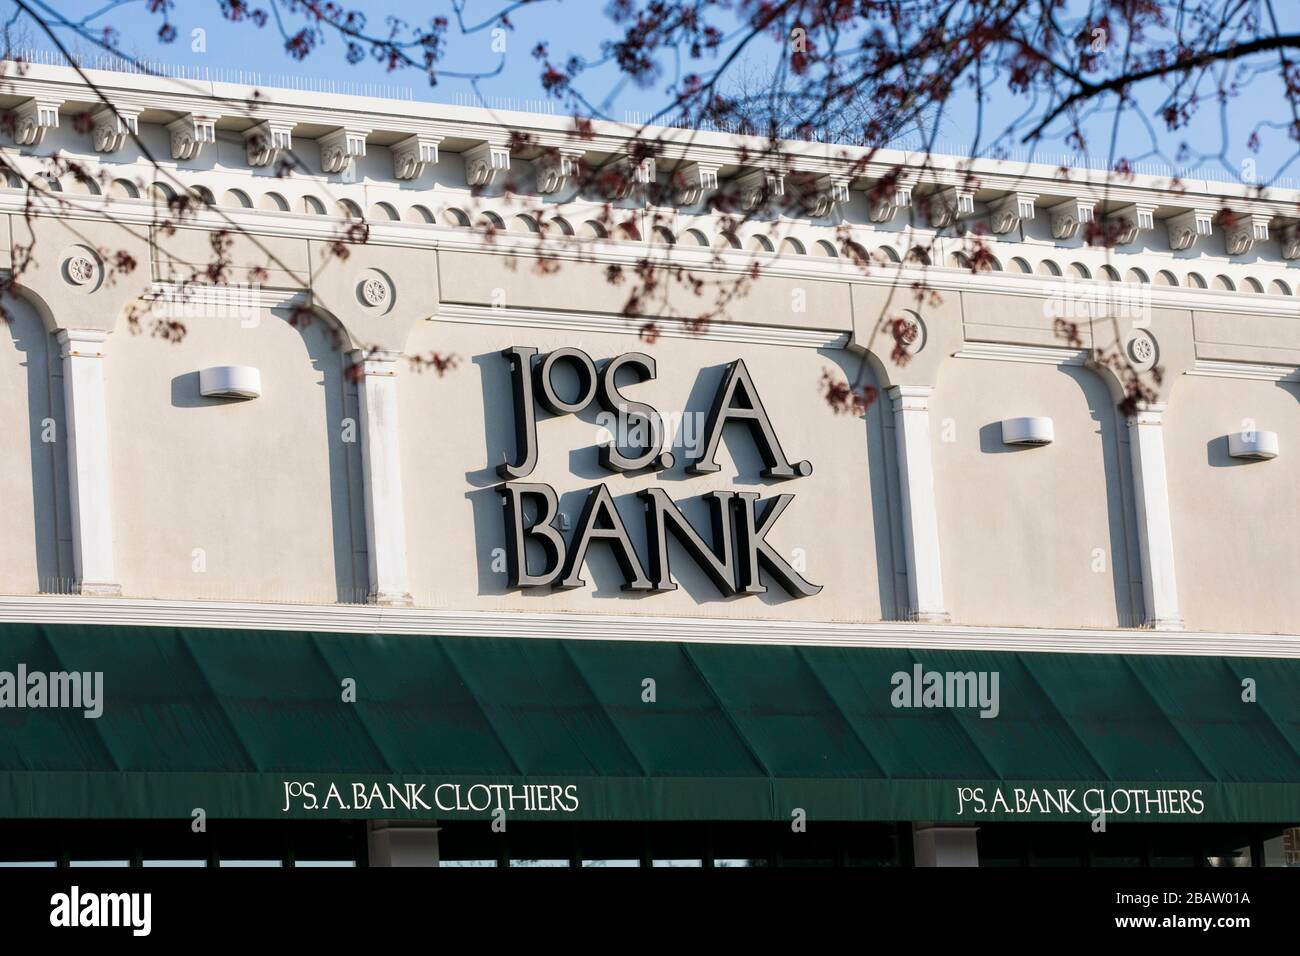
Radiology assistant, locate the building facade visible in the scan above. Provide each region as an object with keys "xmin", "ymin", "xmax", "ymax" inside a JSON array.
[{"xmin": 0, "ymin": 62, "xmax": 1297, "ymax": 867}]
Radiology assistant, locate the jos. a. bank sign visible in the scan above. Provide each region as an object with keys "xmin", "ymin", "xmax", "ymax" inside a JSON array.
[{"xmin": 494, "ymin": 346, "xmax": 820, "ymax": 599}]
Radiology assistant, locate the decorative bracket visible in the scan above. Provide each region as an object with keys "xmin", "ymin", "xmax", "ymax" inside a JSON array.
[
  {"xmin": 990, "ymin": 192, "xmax": 1038, "ymax": 234},
  {"xmin": 1049, "ymin": 198, "xmax": 1095, "ymax": 240},
  {"xmin": 800, "ymin": 175, "xmax": 850, "ymax": 219},
  {"xmin": 671, "ymin": 161, "xmax": 720, "ymax": 206},
  {"xmin": 463, "ymin": 141, "xmax": 511, "ymax": 187},
  {"xmin": 735, "ymin": 170, "xmax": 785, "ymax": 211},
  {"xmin": 167, "ymin": 114, "xmax": 216, "ymax": 161},
  {"xmin": 91, "ymin": 105, "xmax": 139, "ymax": 153},
  {"xmin": 392, "ymin": 133, "xmax": 442, "ymax": 180},
  {"xmin": 1166, "ymin": 208, "xmax": 1214, "ymax": 252},
  {"xmin": 534, "ymin": 147, "xmax": 583, "ymax": 194},
  {"xmin": 1280, "ymin": 222, "xmax": 1300, "ymax": 260},
  {"xmin": 1221, "ymin": 212, "xmax": 1270, "ymax": 256},
  {"xmin": 244, "ymin": 120, "xmax": 294, "ymax": 167},
  {"xmin": 13, "ymin": 97, "xmax": 61, "ymax": 146},
  {"xmin": 319, "ymin": 127, "xmax": 369, "ymax": 174},
  {"xmin": 866, "ymin": 181, "xmax": 913, "ymax": 223},
  {"xmin": 599, "ymin": 155, "xmax": 655, "ymax": 200},
  {"xmin": 1104, "ymin": 202, "xmax": 1156, "ymax": 245},
  {"xmin": 926, "ymin": 186, "xmax": 974, "ymax": 228}
]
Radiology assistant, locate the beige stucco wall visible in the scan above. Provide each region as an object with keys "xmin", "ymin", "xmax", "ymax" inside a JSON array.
[
  {"xmin": 399, "ymin": 318, "xmax": 896, "ymax": 621},
  {"xmin": 0, "ymin": 174, "xmax": 1290, "ymax": 632},
  {"xmin": 104, "ymin": 305, "xmax": 362, "ymax": 602},
  {"xmin": 437, "ymin": 249, "xmax": 854, "ymax": 332},
  {"xmin": 1164, "ymin": 375, "xmax": 1300, "ymax": 634},
  {"xmin": 930, "ymin": 356, "xmax": 1140, "ymax": 629}
]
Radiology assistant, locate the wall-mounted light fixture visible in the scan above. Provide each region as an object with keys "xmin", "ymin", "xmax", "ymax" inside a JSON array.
[
  {"xmin": 198, "ymin": 366, "xmax": 262, "ymax": 400},
  {"xmin": 1001, "ymin": 417, "xmax": 1054, "ymax": 446},
  {"xmin": 1227, "ymin": 430, "xmax": 1279, "ymax": 461}
]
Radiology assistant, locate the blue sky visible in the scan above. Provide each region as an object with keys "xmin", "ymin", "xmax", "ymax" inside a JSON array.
[{"xmin": 10, "ymin": 0, "xmax": 1300, "ymax": 190}]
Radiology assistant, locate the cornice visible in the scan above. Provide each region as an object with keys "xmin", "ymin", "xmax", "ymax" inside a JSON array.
[
  {"xmin": 952, "ymin": 342, "xmax": 1089, "ymax": 366},
  {"xmin": 1185, "ymin": 359, "xmax": 1300, "ymax": 382},
  {"xmin": 5, "ymin": 60, "xmax": 1300, "ymax": 257},
  {"xmin": 0, "ymin": 594, "xmax": 1297, "ymax": 658}
]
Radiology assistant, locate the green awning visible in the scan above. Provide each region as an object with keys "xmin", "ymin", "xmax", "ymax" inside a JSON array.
[{"xmin": 0, "ymin": 623, "xmax": 1297, "ymax": 822}]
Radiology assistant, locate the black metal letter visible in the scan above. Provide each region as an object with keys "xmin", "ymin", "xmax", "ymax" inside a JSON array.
[
  {"xmin": 559, "ymin": 484, "xmax": 652, "ymax": 591},
  {"xmin": 689, "ymin": 359, "xmax": 812, "ymax": 479},
  {"xmin": 499, "ymin": 482, "xmax": 567, "ymax": 588},
  {"xmin": 497, "ymin": 346, "xmax": 539, "ymax": 480},
  {"xmin": 732, "ymin": 492, "xmax": 821, "ymax": 598},
  {"xmin": 640, "ymin": 488, "xmax": 737, "ymax": 595},
  {"xmin": 535, "ymin": 347, "xmax": 598, "ymax": 415},
  {"xmin": 598, "ymin": 351, "xmax": 671, "ymax": 473}
]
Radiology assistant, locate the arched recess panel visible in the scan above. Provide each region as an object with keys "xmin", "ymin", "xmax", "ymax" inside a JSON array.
[
  {"xmin": 929, "ymin": 358, "xmax": 1140, "ymax": 628},
  {"xmin": 1163, "ymin": 375, "xmax": 1300, "ymax": 634},
  {"xmin": 397, "ymin": 320, "xmax": 898, "ymax": 622},
  {"xmin": 104, "ymin": 305, "xmax": 365, "ymax": 603},
  {"xmin": 0, "ymin": 293, "xmax": 72, "ymax": 593}
]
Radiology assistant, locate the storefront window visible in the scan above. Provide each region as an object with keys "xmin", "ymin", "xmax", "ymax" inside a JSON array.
[
  {"xmin": 293, "ymin": 861, "xmax": 357, "ymax": 867},
  {"xmin": 439, "ymin": 860, "xmax": 498, "ymax": 867},
  {"xmin": 218, "ymin": 860, "xmax": 284, "ymax": 867},
  {"xmin": 581, "ymin": 859, "xmax": 640, "ymax": 867},
  {"xmin": 142, "ymin": 860, "xmax": 207, "ymax": 867},
  {"xmin": 1261, "ymin": 828, "xmax": 1300, "ymax": 866},
  {"xmin": 69, "ymin": 860, "xmax": 130, "ymax": 867},
  {"xmin": 508, "ymin": 859, "xmax": 570, "ymax": 867}
]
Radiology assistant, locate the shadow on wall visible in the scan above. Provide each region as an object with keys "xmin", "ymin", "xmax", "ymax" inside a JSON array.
[
  {"xmin": 1204, "ymin": 435, "xmax": 1254, "ymax": 468},
  {"xmin": 3, "ymin": 293, "xmax": 72, "ymax": 592},
  {"xmin": 834, "ymin": 348, "xmax": 907, "ymax": 621},
  {"xmin": 978, "ymin": 422, "xmax": 1037, "ymax": 454},
  {"xmin": 168, "ymin": 370, "xmax": 209, "ymax": 409},
  {"xmin": 293, "ymin": 309, "xmax": 368, "ymax": 604}
]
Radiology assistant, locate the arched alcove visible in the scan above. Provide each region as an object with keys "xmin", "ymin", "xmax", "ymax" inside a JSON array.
[
  {"xmin": 104, "ymin": 301, "xmax": 364, "ymax": 603},
  {"xmin": 222, "ymin": 188, "xmax": 253, "ymax": 208},
  {"xmin": 0, "ymin": 289, "xmax": 71, "ymax": 593},
  {"xmin": 929, "ymin": 358, "xmax": 1140, "ymax": 629},
  {"xmin": 258, "ymin": 192, "xmax": 290, "ymax": 212},
  {"xmin": 442, "ymin": 207, "xmax": 471, "ymax": 227},
  {"xmin": 404, "ymin": 204, "xmax": 434, "ymax": 224}
]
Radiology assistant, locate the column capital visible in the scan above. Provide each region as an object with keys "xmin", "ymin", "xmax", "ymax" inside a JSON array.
[
  {"xmin": 888, "ymin": 383, "xmax": 934, "ymax": 411},
  {"xmin": 1127, "ymin": 401, "xmax": 1168, "ymax": 424},
  {"xmin": 349, "ymin": 348, "xmax": 403, "ymax": 377},
  {"xmin": 56, "ymin": 328, "xmax": 110, "ymax": 359}
]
